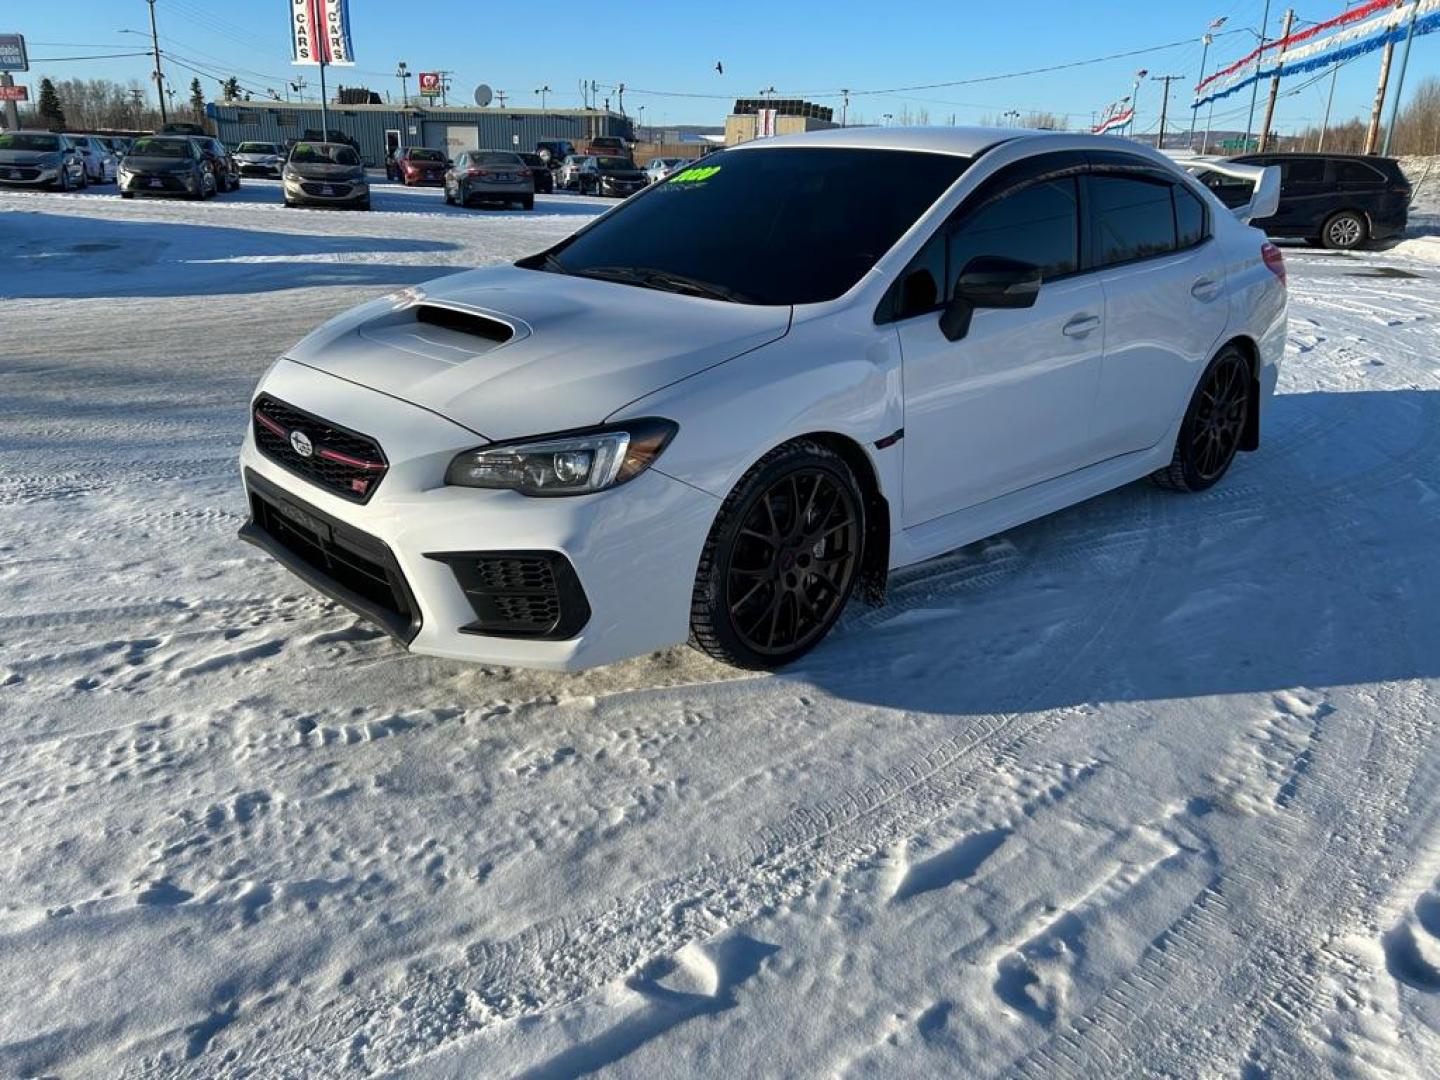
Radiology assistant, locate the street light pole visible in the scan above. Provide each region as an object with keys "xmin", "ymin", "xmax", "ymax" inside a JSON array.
[
  {"xmin": 1244, "ymin": 0, "xmax": 1273, "ymax": 151},
  {"xmin": 1189, "ymin": 33, "xmax": 1214, "ymax": 149},
  {"xmin": 147, "ymin": 0, "xmax": 168, "ymax": 123},
  {"xmin": 536, "ymin": 85, "xmax": 550, "ymax": 112}
]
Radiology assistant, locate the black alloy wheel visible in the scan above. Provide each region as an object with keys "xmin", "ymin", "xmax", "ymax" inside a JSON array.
[
  {"xmin": 1153, "ymin": 345, "xmax": 1251, "ymax": 492},
  {"xmin": 691, "ymin": 441, "xmax": 864, "ymax": 669}
]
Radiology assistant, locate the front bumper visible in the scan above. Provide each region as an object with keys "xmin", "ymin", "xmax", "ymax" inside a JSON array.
[
  {"xmin": 238, "ymin": 359, "xmax": 720, "ymax": 670},
  {"xmin": 120, "ymin": 171, "xmax": 197, "ymax": 195},
  {"xmin": 286, "ymin": 178, "xmax": 369, "ymax": 205},
  {"xmin": 0, "ymin": 165, "xmax": 61, "ymax": 186},
  {"xmin": 238, "ymin": 162, "xmax": 283, "ymax": 178}
]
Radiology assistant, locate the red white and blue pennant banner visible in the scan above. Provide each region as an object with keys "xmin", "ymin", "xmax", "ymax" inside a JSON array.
[
  {"xmin": 1195, "ymin": 0, "xmax": 1440, "ymax": 107},
  {"xmin": 291, "ymin": 0, "xmax": 356, "ymax": 66},
  {"xmin": 1093, "ymin": 102, "xmax": 1134, "ymax": 134}
]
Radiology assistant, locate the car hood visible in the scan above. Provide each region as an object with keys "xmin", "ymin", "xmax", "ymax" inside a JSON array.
[
  {"xmin": 237, "ymin": 152, "xmax": 280, "ymax": 161},
  {"xmin": 288, "ymin": 162, "xmax": 364, "ymax": 180},
  {"xmin": 287, "ymin": 263, "xmax": 791, "ymax": 441},
  {"xmin": 0, "ymin": 150, "xmax": 59, "ymax": 165}
]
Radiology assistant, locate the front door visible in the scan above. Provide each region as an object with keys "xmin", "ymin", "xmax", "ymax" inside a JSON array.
[{"xmin": 896, "ymin": 173, "xmax": 1106, "ymax": 527}]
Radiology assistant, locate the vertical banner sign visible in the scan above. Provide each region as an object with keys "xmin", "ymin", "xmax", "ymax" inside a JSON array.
[
  {"xmin": 291, "ymin": 1, "xmax": 356, "ymax": 66},
  {"xmin": 757, "ymin": 108, "xmax": 778, "ymax": 137},
  {"xmin": 418, "ymin": 72, "xmax": 441, "ymax": 98}
]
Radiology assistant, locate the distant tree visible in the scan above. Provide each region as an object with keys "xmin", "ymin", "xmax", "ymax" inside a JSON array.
[
  {"xmin": 221, "ymin": 76, "xmax": 241, "ymax": 101},
  {"xmin": 37, "ymin": 78, "xmax": 66, "ymax": 130},
  {"xmin": 190, "ymin": 77, "xmax": 206, "ymax": 120}
]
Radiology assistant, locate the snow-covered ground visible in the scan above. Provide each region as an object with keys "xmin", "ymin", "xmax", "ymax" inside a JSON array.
[{"xmin": 1, "ymin": 168, "xmax": 1439, "ymax": 1078}]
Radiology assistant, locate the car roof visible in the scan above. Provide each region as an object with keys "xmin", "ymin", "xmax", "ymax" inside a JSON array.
[{"xmin": 729, "ymin": 124, "xmax": 1190, "ymax": 160}]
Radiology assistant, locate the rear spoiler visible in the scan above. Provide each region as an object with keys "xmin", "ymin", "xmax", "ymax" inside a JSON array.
[{"xmin": 1175, "ymin": 156, "xmax": 1281, "ymax": 224}]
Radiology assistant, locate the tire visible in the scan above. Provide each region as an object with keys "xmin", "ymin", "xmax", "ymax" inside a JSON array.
[
  {"xmin": 690, "ymin": 440, "xmax": 865, "ymax": 670},
  {"xmin": 120, "ymin": 190, "xmax": 134, "ymax": 199},
  {"xmin": 444, "ymin": 185, "xmax": 454, "ymax": 205},
  {"xmin": 522, "ymin": 196, "xmax": 534, "ymax": 210},
  {"xmin": 357, "ymin": 198, "xmax": 371, "ymax": 211},
  {"xmin": 1321, "ymin": 210, "xmax": 1367, "ymax": 250},
  {"xmin": 1152, "ymin": 344, "xmax": 1252, "ymax": 493}
]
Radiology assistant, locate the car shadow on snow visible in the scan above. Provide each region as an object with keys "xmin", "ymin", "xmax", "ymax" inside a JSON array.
[
  {"xmin": 0, "ymin": 211, "xmax": 468, "ymax": 299},
  {"xmin": 790, "ymin": 387, "xmax": 1440, "ymax": 715}
]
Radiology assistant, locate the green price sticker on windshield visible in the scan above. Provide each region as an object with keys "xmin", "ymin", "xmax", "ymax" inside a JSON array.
[{"xmin": 669, "ymin": 165, "xmax": 721, "ymax": 184}]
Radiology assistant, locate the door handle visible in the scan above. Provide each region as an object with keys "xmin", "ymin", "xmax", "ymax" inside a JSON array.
[
  {"xmin": 1191, "ymin": 277, "xmax": 1223, "ymax": 301},
  {"xmin": 1062, "ymin": 314, "xmax": 1101, "ymax": 338}
]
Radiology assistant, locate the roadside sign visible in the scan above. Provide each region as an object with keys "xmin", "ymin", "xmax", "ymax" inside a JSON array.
[
  {"xmin": 0, "ymin": 84, "xmax": 26, "ymax": 101},
  {"xmin": 0, "ymin": 33, "xmax": 28, "ymax": 72},
  {"xmin": 418, "ymin": 72, "xmax": 441, "ymax": 98}
]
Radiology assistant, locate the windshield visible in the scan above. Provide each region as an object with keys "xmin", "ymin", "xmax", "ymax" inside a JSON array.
[
  {"xmin": 238, "ymin": 142, "xmax": 279, "ymax": 154},
  {"xmin": 129, "ymin": 138, "xmax": 191, "ymax": 158},
  {"xmin": 595, "ymin": 157, "xmax": 636, "ymax": 170},
  {"xmin": 407, "ymin": 148, "xmax": 445, "ymax": 162},
  {"xmin": 531, "ymin": 147, "xmax": 969, "ymax": 305},
  {"xmin": 0, "ymin": 133, "xmax": 62, "ymax": 152},
  {"xmin": 290, "ymin": 143, "xmax": 360, "ymax": 166}
]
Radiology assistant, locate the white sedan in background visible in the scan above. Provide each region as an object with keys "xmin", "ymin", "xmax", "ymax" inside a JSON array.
[
  {"xmin": 645, "ymin": 156, "xmax": 695, "ymax": 183},
  {"xmin": 237, "ymin": 126, "xmax": 1286, "ymax": 671}
]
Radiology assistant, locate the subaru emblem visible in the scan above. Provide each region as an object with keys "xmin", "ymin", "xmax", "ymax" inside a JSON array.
[{"xmin": 290, "ymin": 430, "xmax": 314, "ymax": 458}]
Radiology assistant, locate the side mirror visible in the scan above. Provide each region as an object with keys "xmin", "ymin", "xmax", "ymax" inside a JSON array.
[{"xmin": 939, "ymin": 256, "xmax": 1042, "ymax": 342}]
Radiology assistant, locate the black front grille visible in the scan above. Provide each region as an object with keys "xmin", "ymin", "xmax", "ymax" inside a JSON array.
[
  {"xmin": 1, "ymin": 167, "xmax": 41, "ymax": 182},
  {"xmin": 427, "ymin": 552, "xmax": 591, "ymax": 640},
  {"xmin": 239, "ymin": 163, "xmax": 278, "ymax": 175},
  {"xmin": 252, "ymin": 395, "xmax": 388, "ymax": 504},
  {"xmin": 241, "ymin": 470, "xmax": 420, "ymax": 644},
  {"xmin": 300, "ymin": 181, "xmax": 352, "ymax": 197}
]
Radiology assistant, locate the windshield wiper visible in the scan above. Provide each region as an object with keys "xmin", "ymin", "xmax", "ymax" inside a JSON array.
[{"xmin": 575, "ymin": 265, "xmax": 751, "ymax": 303}]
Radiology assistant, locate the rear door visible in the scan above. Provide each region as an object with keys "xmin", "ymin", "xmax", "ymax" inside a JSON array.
[
  {"xmin": 1272, "ymin": 156, "xmax": 1329, "ymax": 234},
  {"xmin": 1085, "ymin": 157, "xmax": 1230, "ymax": 458}
]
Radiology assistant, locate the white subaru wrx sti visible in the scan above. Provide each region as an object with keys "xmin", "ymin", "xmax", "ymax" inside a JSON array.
[{"xmin": 239, "ymin": 127, "xmax": 1287, "ymax": 671}]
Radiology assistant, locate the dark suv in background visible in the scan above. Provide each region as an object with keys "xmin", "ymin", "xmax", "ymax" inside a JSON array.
[{"xmin": 1202, "ymin": 153, "xmax": 1411, "ymax": 249}]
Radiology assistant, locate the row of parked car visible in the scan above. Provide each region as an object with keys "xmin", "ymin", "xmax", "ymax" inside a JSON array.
[{"xmin": 0, "ymin": 129, "xmax": 245, "ymax": 198}]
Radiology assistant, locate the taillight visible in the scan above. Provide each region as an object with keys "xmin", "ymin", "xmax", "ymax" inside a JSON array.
[
  {"xmin": 1261, "ymin": 242, "xmax": 1286, "ymax": 286},
  {"xmin": 467, "ymin": 167, "xmax": 484, "ymax": 177}
]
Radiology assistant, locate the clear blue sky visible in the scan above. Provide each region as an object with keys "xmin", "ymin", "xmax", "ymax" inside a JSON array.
[{"xmin": 13, "ymin": 0, "xmax": 1433, "ymax": 134}]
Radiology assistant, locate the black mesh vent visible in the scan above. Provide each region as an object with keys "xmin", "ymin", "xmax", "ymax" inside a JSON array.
[
  {"xmin": 252, "ymin": 395, "xmax": 388, "ymax": 504},
  {"xmin": 427, "ymin": 551, "xmax": 591, "ymax": 640}
]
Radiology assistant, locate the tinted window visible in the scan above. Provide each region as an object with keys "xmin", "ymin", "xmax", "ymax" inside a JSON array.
[
  {"xmin": 1337, "ymin": 160, "xmax": 1383, "ymax": 184},
  {"xmin": 894, "ymin": 231, "xmax": 947, "ymax": 319},
  {"xmin": 475, "ymin": 152, "xmax": 523, "ymax": 165},
  {"xmin": 408, "ymin": 148, "xmax": 446, "ymax": 162},
  {"xmin": 1281, "ymin": 158, "xmax": 1325, "ymax": 184},
  {"xmin": 535, "ymin": 148, "xmax": 970, "ymax": 306},
  {"xmin": 1175, "ymin": 186, "xmax": 1207, "ymax": 248},
  {"xmin": 1091, "ymin": 174, "xmax": 1177, "ymax": 265},
  {"xmin": 129, "ymin": 138, "xmax": 192, "ymax": 158},
  {"xmin": 0, "ymin": 133, "xmax": 63, "ymax": 151},
  {"xmin": 948, "ymin": 178, "xmax": 1080, "ymax": 290}
]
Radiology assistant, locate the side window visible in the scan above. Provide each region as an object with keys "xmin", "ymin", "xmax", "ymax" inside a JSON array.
[
  {"xmin": 1336, "ymin": 160, "xmax": 1383, "ymax": 185},
  {"xmin": 1174, "ymin": 185, "xmax": 1208, "ymax": 248},
  {"xmin": 1281, "ymin": 158, "xmax": 1325, "ymax": 184},
  {"xmin": 1090, "ymin": 174, "xmax": 1177, "ymax": 266},
  {"xmin": 947, "ymin": 177, "xmax": 1080, "ymax": 293}
]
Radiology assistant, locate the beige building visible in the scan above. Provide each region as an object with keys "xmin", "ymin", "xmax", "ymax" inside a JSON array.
[{"xmin": 724, "ymin": 100, "xmax": 838, "ymax": 146}]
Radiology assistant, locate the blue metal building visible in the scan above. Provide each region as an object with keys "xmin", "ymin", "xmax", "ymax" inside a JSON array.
[{"xmin": 212, "ymin": 102, "xmax": 634, "ymax": 165}]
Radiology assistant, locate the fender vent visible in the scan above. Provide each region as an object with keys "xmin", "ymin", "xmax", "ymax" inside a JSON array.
[{"xmin": 414, "ymin": 304, "xmax": 513, "ymax": 343}]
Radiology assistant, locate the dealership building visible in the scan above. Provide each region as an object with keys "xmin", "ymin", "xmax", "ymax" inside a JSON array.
[{"xmin": 211, "ymin": 101, "xmax": 634, "ymax": 165}]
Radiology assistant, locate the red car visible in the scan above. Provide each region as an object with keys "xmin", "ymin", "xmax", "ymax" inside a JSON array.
[{"xmin": 388, "ymin": 147, "xmax": 448, "ymax": 186}]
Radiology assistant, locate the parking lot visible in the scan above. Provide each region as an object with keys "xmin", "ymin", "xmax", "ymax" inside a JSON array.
[{"xmin": 3, "ymin": 174, "xmax": 1440, "ymax": 1077}]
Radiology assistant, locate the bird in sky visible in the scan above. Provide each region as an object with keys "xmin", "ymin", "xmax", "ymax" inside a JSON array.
[{"xmin": 715, "ymin": 61, "xmax": 724, "ymax": 75}]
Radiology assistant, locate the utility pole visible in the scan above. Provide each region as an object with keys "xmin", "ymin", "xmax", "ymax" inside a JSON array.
[
  {"xmin": 616, "ymin": 82, "xmax": 625, "ymax": 116},
  {"xmin": 1365, "ymin": 1, "xmax": 1404, "ymax": 154},
  {"xmin": 147, "ymin": 0, "xmax": 168, "ymax": 123},
  {"xmin": 1189, "ymin": 32, "xmax": 1215, "ymax": 149},
  {"xmin": 1257, "ymin": 8, "xmax": 1295, "ymax": 152},
  {"xmin": 841, "ymin": 89, "xmax": 850, "ymax": 127},
  {"xmin": 1383, "ymin": 0, "xmax": 1421, "ymax": 154},
  {"xmin": 536, "ymin": 85, "xmax": 551, "ymax": 112},
  {"xmin": 496, "ymin": 89, "xmax": 507, "ymax": 108},
  {"xmin": 1152, "ymin": 74, "xmax": 1185, "ymax": 150},
  {"xmin": 395, "ymin": 62, "xmax": 409, "ymax": 108},
  {"xmin": 1244, "ymin": 0, "xmax": 1273, "ymax": 151}
]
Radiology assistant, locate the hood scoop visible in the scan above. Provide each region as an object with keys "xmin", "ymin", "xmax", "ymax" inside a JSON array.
[
  {"xmin": 353, "ymin": 302, "xmax": 525, "ymax": 371},
  {"xmin": 415, "ymin": 304, "xmax": 513, "ymax": 344}
]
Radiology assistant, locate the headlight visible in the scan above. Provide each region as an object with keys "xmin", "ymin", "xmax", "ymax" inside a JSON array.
[
  {"xmin": 445, "ymin": 419, "xmax": 677, "ymax": 497},
  {"xmin": 283, "ymin": 169, "xmax": 300, "ymax": 183}
]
